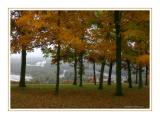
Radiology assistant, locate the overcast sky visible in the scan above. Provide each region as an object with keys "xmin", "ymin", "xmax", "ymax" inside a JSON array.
[{"xmin": 11, "ymin": 48, "xmax": 43, "ymax": 58}]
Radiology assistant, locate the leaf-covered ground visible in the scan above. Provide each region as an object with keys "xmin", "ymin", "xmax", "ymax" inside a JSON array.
[{"xmin": 11, "ymin": 83, "xmax": 149, "ymax": 109}]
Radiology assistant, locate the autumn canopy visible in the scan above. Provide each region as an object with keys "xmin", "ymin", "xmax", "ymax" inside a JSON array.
[{"xmin": 11, "ymin": 10, "xmax": 150, "ymax": 96}]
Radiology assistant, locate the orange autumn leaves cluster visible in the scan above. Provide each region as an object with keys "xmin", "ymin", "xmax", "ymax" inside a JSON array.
[
  {"xmin": 11, "ymin": 10, "xmax": 149, "ymax": 68},
  {"xmin": 11, "ymin": 11, "xmax": 39, "ymax": 53},
  {"xmin": 137, "ymin": 54, "xmax": 149, "ymax": 66}
]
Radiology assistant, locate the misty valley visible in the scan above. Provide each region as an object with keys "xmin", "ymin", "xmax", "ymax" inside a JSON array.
[{"xmin": 11, "ymin": 56, "xmax": 146, "ymax": 84}]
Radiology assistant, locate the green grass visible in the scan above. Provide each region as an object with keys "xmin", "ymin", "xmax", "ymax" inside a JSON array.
[{"xmin": 11, "ymin": 83, "xmax": 149, "ymax": 109}]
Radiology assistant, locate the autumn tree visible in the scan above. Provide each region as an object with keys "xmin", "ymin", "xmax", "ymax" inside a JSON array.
[
  {"xmin": 11, "ymin": 11, "xmax": 39, "ymax": 87},
  {"xmin": 37, "ymin": 11, "xmax": 64, "ymax": 94},
  {"xmin": 114, "ymin": 11, "xmax": 123, "ymax": 96},
  {"xmin": 122, "ymin": 11, "xmax": 149, "ymax": 88},
  {"xmin": 85, "ymin": 11, "xmax": 115, "ymax": 88},
  {"xmin": 98, "ymin": 11, "xmax": 115, "ymax": 86},
  {"xmin": 61, "ymin": 11, "xmax": 96, "ymax": 87}
]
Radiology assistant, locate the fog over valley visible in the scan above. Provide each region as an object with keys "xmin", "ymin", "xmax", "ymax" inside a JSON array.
[
  {"xmin": 10, "ymin": 49, "xmax": 145, "ymax": 84},
  {"xmin": 11, "ymin": 57, "xmax": 142, "ymax": 84}
]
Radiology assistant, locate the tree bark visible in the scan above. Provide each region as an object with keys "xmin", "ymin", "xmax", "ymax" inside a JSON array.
[
  {"xmin": 145, "ymin": 66, "xmax": 148, "ymax": 86},
  {"xmin": 135, "ymin": 67, "xmax": 138, "ymax": 84},
  {"xmin": 108, "ymin": 62, "xmax": 113, "ymax": 85},
  {"xmin": 73, "ymin": 52, "xmax": 77, "ymax": 85},
  {"xmin": 138, "ymin": 64, "xmax": 143, "ymax": 88},
  {"xmin": 127, "ymin": 60, "xmax": 132, "ymax": 88},
  {"xmin": 98, "ymin": 61, "xmax": 105, "ymax": 89},
  {"xmin": 79, "ymin": 52, "xmax": 83, "ymax": 87},
  {"xmin": 93, "ymin": 61, "xmax": 96, "ymax": 85},
  {"xmin": 19, "ymin": 49, "xmax": 26, "ymax": 87},
  {"xmin": 114, "ymin": 11, "xmax": 123, "ymax": 96},
  {"xmin": 55, "ymin": 42, "xmax": 60, "ymax": 95},
  {"xmin": 55, "ymin": 11, "xmax": 61, "ymax": 95}
]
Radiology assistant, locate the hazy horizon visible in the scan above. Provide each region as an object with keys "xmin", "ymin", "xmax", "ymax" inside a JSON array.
[{"xmin": 11, "ymin": 48, "xmax": 43, "ymax": 58}]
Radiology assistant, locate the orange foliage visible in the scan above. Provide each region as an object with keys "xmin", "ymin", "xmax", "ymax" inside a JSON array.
[{"xmin": 137, "ymin": 54, "xmax": 149, "ymax": 66}]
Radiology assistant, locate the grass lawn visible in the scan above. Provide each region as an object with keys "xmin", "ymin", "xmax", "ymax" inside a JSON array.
[{"xmin": 10, "ymin": 83, "xmax": 149, "ymax": 109}]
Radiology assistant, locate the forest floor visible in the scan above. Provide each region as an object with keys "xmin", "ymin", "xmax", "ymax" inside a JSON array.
[{"xmin": 10, "ymin": 83, "xmax": 150, "ymax": 109}]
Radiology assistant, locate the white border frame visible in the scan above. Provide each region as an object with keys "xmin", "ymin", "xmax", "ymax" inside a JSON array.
[{"xmin": 8, "ymin": 8, "xmax": 152, "ymax": 111}]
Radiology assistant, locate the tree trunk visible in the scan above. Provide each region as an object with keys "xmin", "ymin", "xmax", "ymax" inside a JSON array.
[
  {"xmin": 138, "ymin": 64, "xmax": 143, "ymax": 88},
  {"xmin": 135, "ymin": 67, "xmax": 138, "ymax": 84},
  {"xmin": 145, "ymin": 66, "xmax": 148, "ymax": 86},
  {"xmin": 55, "ymin": 42, "xmax": 60, "ymax": 95},
  {"xmin": 93, "ymin": 61, "xmax": 96, "ymax": 85},
  {"xmin": 98, "ymin": 61, "xmax": 105, "ymax": 90},
  {"xmin": 127, "ymin": 60, "xmax": 132, "ymax": 88},
  {"xmin": 108, "ymin": 62, "xmax": 113, "ymax": 85},
  {"xmin": 79, "ymin": 52, "xmax": 83, "ymax": 87},
  {"xmin": 55, "ymin": 11, "xmax": 61, "ymax": 95},
  {"xmin": 114, "ymin": 11, "xmax": 123, "ymax": 96},
  {"xmin": 73, "ymin": 52, "xmax": 77, "ymax": 85},
  {"xmin": 19, "ymin": 49, "xmax": 26, "ymax": 87}
]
